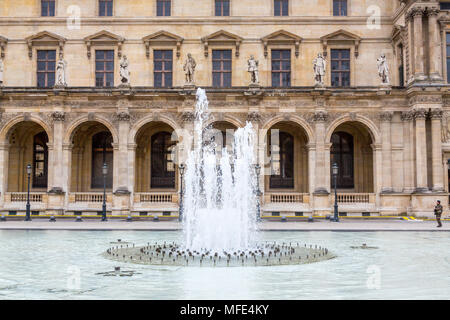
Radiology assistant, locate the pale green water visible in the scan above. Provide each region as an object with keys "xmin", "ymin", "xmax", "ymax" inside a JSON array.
[{"xmin": 0, "ymin": 230, "xmax": 448, "ymax": 300}]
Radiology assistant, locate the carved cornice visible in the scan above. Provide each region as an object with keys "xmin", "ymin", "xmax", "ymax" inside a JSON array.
[
  {"xmin": 401, "ymin": 111, "xmax": 414, "ymax": 121},
  {"xmin": 409, "ymin": 95, "xmax": 443, "ymax": 106}
]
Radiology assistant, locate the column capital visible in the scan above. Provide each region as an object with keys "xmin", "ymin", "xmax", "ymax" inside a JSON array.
[
  {"xmin": 115, "ymin": 111, "xmax": 131, "ymax": 122},
  {"xmin": 51, "ymin": 111, "xmax": 65, "ymax": 122},
  {"xmin": 426, "ymin": 7, "xmax": 440, "ymax": 17},
  {"xmin": 379, "ymin": 111, "xmax": 393, "ymax": 122},
  {"xmin": 414, "ymin": 108, "xmax": 428, "ymax": 119},
  {"xmin": 406, "ymin": 6, "xmax": 425, "ymax": 21},
  {"xmin": 430, "ymin": 109, "xmax": 443, "ymax": 120},
  {"xmin": 401, "ymin": 111, "xmax": 414, "ymax": 121}
]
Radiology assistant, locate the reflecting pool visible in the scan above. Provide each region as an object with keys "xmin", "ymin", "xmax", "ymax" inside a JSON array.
[{"xmin": 0, "ymin": 230, "xmax": 448, "ymax": 300}]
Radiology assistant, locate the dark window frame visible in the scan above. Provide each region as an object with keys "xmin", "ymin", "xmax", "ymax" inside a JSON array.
[
  {"xmin": 212, "ymin": 49, "xmax": 232, "ymax": 88},
  {"xmin": 331, "ymin": 49, "xmax": 351, "ymax": 87},
  {"xmin": 269, "ymin": 131, "xmax": 294, "ymax": 189},
  {"xmin": 274, "ymin": 0, "xmax": 289, "ymax": 16},
  {"xmin": 151, "ymin": 131, "xmax": 176, "ymax": 189},
  {"xmin": 99, "ymin": 0, "xmax": 113, "ymax": 16},
  {"xmin": 333, "ymin": 0, "xmax": 348, "ymax": 16},
  {"xmin": 41, "ymin": 0, "xmax": 56, "ymax": 17},
  {"xmin": 154, "ymin": 50, "xmax": 173, "ymax": 88},
  {"xmin": 37, "ymin": 50, "xmax": 56, "ymax": 88},
  {"xmin": 95, "ymin": 50, "xmax": 114, "ymax": 87},
  {"xmin": 441, "ymin": 2, "xmax": 450, "ymax": 10},
  {"xmin": 331, "ymin": 131, "xmax": 354, "ymax": 189},
  {"xmin": 271, "ymin": 49, "xmax": 291, "ymax": 87},
  {"xmin": 157, "ymin": 0, "xmax": 171, "ymax": 16},
  {"xmin": 91, "ymin": 131, "xmax": 113, "ymax": 189},
  {"xmin": 32, "ymin": 132, "xmax": 48, "ymax": 189},
  {"xmin": 215, "ymin": 0, "xmax": 230, "ymax": 16}
]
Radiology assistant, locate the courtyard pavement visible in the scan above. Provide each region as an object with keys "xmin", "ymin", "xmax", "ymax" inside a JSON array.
[{"xmin": 0, "ymin": 219, "xmax": 448, "ymax": 231}]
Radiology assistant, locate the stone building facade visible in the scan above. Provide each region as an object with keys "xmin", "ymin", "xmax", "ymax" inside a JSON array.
[{"xmin": 0, "ymin": 0, "xmax": 449, "ymax": 217}]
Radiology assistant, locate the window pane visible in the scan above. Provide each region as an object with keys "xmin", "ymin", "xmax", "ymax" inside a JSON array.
[
  {"xmin": 37, "ymin": 61, "xmax": 46, "ymax": 71},
  {"xmin": 37, "ymin": 73, "xmax": 46, "ymax": 87},
  {"xmin": 212, "ymin": 50, "xmax": 221, "ymax": 59},
  {"xmin": 272, "ymin": 73, "xmax": 280, "ymax": 87},
  {"xmin": 95, "ymin": 50, "xmax": 104, "ymax": 60},
  {"xmin": 96, "ymin": 61, "xmax": 104, "ymax": 71},
  {"xmin": 331, "ymin": 72, "xmax": 340, "ymax": 87},
  {"xmin": 282, "ymin": 0, "xmax": 288, "ymax": 16},
  {"xmin": 341, "ymin": 49, "xmax": 350, "ymax": 59},
  {"xmin": 282, "ymin": 60, "xmax": 290, "ymax": 70},
  {"xmin": 106, "ymin": 73, "xmax": 114, "ymax": 87},
  {"xmin": 272, "ymin": 50, "xmax": 280, "ymax": 59},
  {"xmin": 47, "ymin": 73, "xmax": 55, "ymax": 87},
  {"xmin": 165, "ymin": 60, "xmax": 173, "ymax": 71},
  {"xmin": 154, "ymin": 61, "xmax": 163, "ymax": 71},
  {"xmin": 165, "ymin": 73, "xmax": 173, "ymax": 87},
  {"xmin": 212, "ymin": 60, "xmax": 221, "ymax": 71},
  {"xmin": 342, "ymin": 72, "xmax": 350, "ymax": 86},
  {"xmin": 282, "ymin": 50, "xmax": 290, "ymax": 59},
  {"xmin": 223, "ymin": 60, "xmax": 232, "ymax": 71},
  {"xmin": 331, "ymin": 50, "xmax": 339, "ymax": 59},
  {"xmin": 165, "ymin": 1, "xmax": 171, "ymax": 16},
  {"xmin": 154, "ymin": 73, "xmax": 162, "ymax": 87},
  {"xmin": 107, "ymin": 1, "xmax": 113, "ymax": 16},
  {"xmin": 223, "ymin": 1, "xmax": 230, "ymax": 16},
  {"xmin": 331, "ymin": 60, "xmax": 339, "ymax": 71},
  {"xmin": 99, "ymin": 1, "xmax": 105, "ymax": 16},
  {"xmin": 215, "ymin": 1, "xmax": 221, "ymax": 16},
  {"xmin": 274, "ymin": 1, "xmax": 281, "ymax": 16},
  {"xmin": 282, "ymin": 72, "xmax": 290, "ymax": 87},
  {"xmin": 95, "ymin": 74, "xmax": 104, "ymax": 87},
  {"xmin": 41, "ymin": 2, "xmax": 48, "ymax": 16},
  {"xmin": 223, "ymin": 73, "xmax": 231, "ymax": 87},
  {"xmin": 213, "ymin": 72, "xmax": 221, "ymax": 87},
  {"xmin": 49, "ymin": 1, "xmax": 55, "ymax": 16},
  {"xmin": 106, "ymin": 61, "xmax": 114, "ymax": 71},
  {"xmin": 342, "ymin": 60, "xmax": 350, "ymax": 70},
  {"xmin": 106, "ymin": 50, "xmax": 114, "ymax": 59},
  {"xmin": 272, "ymin": 60, "xmax": 281, "ymax": 71},
  {"xmin": 47, "ymin": 61, "xmax": 55, "ymax": 71},
  {"xmin": 37, "ymin": 51, "xmax": 47, "ymax": 60},
  {"xmin": 154, "ymin": 50, "xmax": 162, "ymax": 59}
]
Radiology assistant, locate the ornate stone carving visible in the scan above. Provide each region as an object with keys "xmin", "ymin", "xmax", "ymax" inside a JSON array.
[
  {"xmin": 51, "ymin": 111, "xmax": 66, "ymax": 122},
  {"xmin": 401, "ymin": 111, "xmax": 414, "ymax": 121},
  {"xmin": 247, "ymin": 55, "xmax": 259, "ymax": 85},
  {"xmin": 115, "ymin": 111, "xmax": 131, "ymax": 121},
  {"xmin": 180, "ymin": 111, "xmax": 196, "ymax": 123},
  {"xmin": 55, "ymin": 55, "xmax": 67, "ymax": 87},
  {"xmin": 377, "ymin": 54, "xmax": 390, "ymax": 85},
  {"xmin": 414, "ymin": 108, "xmax": 428, "ymax": 119},
  {"xmin": 119, "ymin": 55, "xmax": 130, "ymax": 86},
  {"xmin": 409, "ymin": 95, "xmax": 443, "ymax": 105},
  {"xmin": 313, "ymin": 111, "xmax": 328, "ymax": 122},
  {"xmin": 379, "ymin": 112, "xmax": 393, "ymax": 122},
  {"xmin": 247, "ymin": 111, "xmax": 261, "ymax": 123},
  {"xmin": 0, "ymin": 58, "xmax": 3, "ymax": 86},
  {"xmin": 430, "ymin": 109, "xmax": 443, "ymax": 120}
]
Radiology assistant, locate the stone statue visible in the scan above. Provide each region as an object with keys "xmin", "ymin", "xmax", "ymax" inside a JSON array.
[
  {"xmin": 183, "ymin": 53, "xmax": 196, "ymax": 84},
  {"xmin": 377, "ymin": 53, "xmax": 390, "ymax": 85},
  {"xmin": 55, "ymin": 55, "xmax": 67, "ymax": 87},
  {"xmin": 247, "ymin": 55, "xmax": 259, "ymax": 85},
  {"xmin": 313, "ymin": 53, "xmax": 326, "ymax": 86},
  {"xmin": 0, "ymin": 58, "xmax": 3, "ymax": 86},
  {"xmin": 119, "ymin": 55, "xmax": 130, "ymax": 85}
]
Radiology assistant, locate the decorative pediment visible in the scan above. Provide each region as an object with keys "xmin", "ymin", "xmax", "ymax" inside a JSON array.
[
  {"xmin": 84, "ymin": 30, "xmax": 125, "ymax": 59},
  {"xmin": 320, "ymin": 29, "xmax": 361, "ymax": 57},
  {"xmin": 201, "ymin": 30, "xmax": 243, "ymax": 57},
  {"xmin": 25, "ymin": 31, "xmax": 66, "ymax": 58},
  {"xmin": 142, "ymin": 31, "xmax": 184, "ymax": 58},
  {"xmin": 0, "ymin": 35, "xmax": 7, "ymax": 58},
  {"xmin": 261, "ymin": 30, "xmax": 302, "ymax": 58}
]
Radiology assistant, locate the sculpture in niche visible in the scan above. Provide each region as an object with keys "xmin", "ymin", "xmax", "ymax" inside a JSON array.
[
  {"xmin": 183, "ymin": 53, "xmax": 196, "ymax": 85},
  {"xmin": 55, "ymin": 54, "xmax": 67, "ymax": 87},
  {"xmin": 119, "ymin": 55, "xmax": 130, "ymax": 85},
  {"xmin": 377, "ymin": 53, "xmax": 390, "ymax": 85},
  {"xmin": 0, "ymin": 58, "xmax": 4, "ymax": 86},
  {"xmin": 313, "ymin": 53, "xmax": 326, "ymax": 86},
  {"xmin": 247, "ymin": 55, "xmax": 259, "ymax": 85}
]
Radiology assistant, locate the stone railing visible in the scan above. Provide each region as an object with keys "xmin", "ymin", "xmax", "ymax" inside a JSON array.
[
  {"xmin": 9, "ymin": 192, "xmax": 45, "ymax": 202},
  {"xmin": 70, "ymin": 193, "xmax": 111, "ymax": 203},
  {"xmin": 268, "ymin": 193, "xmax": 309, "ymax": 203},
  {"xmin": 334, "ymin": 193, "xmax": 375, "ymax": 204},
  {"xmin": 135, "ymin": 193, "xmax": 176, "ymax": 203}
]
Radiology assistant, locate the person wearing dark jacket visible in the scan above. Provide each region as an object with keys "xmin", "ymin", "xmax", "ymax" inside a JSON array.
[{"xmin": 434, "ymin": 200, "xmax": 443, "ymax": 228}]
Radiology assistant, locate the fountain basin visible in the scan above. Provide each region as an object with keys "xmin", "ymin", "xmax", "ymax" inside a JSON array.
[{"xmin": 103, "ymin": 241, "xmax": 335, "ymax": 267}]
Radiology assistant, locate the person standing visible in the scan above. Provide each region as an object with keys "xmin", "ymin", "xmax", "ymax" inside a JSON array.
[{"xmin": 434, "ymin": 200, "xmax": 443, "ymax": 227}]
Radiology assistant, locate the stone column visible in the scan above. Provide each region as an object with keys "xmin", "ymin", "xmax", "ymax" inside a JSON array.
[
  {"xmin": 0, "ymin": 143, "xmax": 9, "ymax": 204},
  {"xmin": 414, "ymin": 108, "xmax": 429, "ymax": 192},
  {"xmin": 115, "ymin": 111, "xmax": 131, "ymax": 194},
  {"xmin": 127, "ymin": 143, "xmax": 137, "ymax": 207},
  {"xmin": 48, "ymin": 111, "xmax": 65, "ymax": 194},
  {"xmin": 401, "ymin": 111, "xmax": 415, "ymax": 193},
  {"xmin": 313, "ymin": 111, "xmax": 329, "ymax": 194},
  {"xmin": 427, "ymin": 7, "xmax": 443, "ymax": 81},
  {"xmin": 62, "ymin": 143, "xmax": 72, "ymax": 207},
  {"xmin": 380, "ymin": 112, "xmax": 393, "ymax": 193},
  {"xmin": 412, "ymin": 7, "xmax": 426, "ymax": 81},
  {"xmin": 430, "ymin": 109, "xmax": 444, "ymax": 191}
]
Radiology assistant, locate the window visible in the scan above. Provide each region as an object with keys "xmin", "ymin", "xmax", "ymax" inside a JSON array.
[
  {"xmin": 398, "ymin": 44, "xmax": 404, "ymax": 87},
  {"xmin": 33, "ymin": 132, "xmax": 48, "ymax": 188},
  {"xmin": 91, "ymin": 132, "xmax": 113, "ymax": 189},
  {"xmin": 441, "ymin": 2, "xmax": 450, "ymax": 10},
  {"xmin": 331, "ymin": 132, "xmax": 354, "ymax": 189},
  {"xmin": 151, "ymin": 132, "xmax": 176, "ymax": 189},
  {"xmin": 95, "ymin": 50, "xmax": 114, "ymax": 87},
  {"xmin": 37, "ymin": 50, "xmax": 56, "ymax": 88},
  {"xmin": 215, "ymin": 0, "xmax": 230, "ymax": 16},
  {"xmin": 274, "ymin": 0, "xmax": 288, "ymax": 16},
  {"xmin": 99, "ymin": 0, "xmax": 113, "ymax": 16},
  {"xmin": 41, "ymin": 0, "xmax": 55, "ymax": 16},
  {"xmin": 333, "ymin": 0, "xmax": 347, "ymax": 16},
  {"xmin": 212, "ymin": 50, "xmax": 232, "ymax": 87},
  {"xmin": 331, "ymin": 49, "xmax": 350, "ymax": 87},
  {"xmin": 447, "ymin": 33, "xmax": 450, "ymax": 83},
  {"xmin": 271, "ymin": 50, "xmax": 291, "ymax": 87},
  {"xmin": 157, "ymin": 0, "xmax": 171, "ymax": 16},
  {"xmin": 270, "ymin": 131, "xmax": 294, "ymax": 189},
  {"xmin": 154, "ymin": 50, "xmax": 173, "ymax": 88}
]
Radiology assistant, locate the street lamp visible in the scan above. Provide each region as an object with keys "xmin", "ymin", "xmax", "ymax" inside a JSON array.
[
  {"xmin": 332, "ymin": 162, "xmax": 339, "ymax": 222},
  {"xmin": 25, "ymin": 164, "xmax": 32, "ymax": 221},
  {"xmin": 254, "ymin": 164, "xmax": 262, "ymax": 222},
  {"xmin": 179, "ymin": 164, "xmax": 186, "ymax": 222},
  {"xmin": 102, "ymin": 163, "xmax": 108, "ymax": 222}
]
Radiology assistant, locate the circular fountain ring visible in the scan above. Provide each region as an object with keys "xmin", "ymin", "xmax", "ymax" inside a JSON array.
[{"xmin": 103, "ymin": 242, "xmax": 335, "ymax": 267}]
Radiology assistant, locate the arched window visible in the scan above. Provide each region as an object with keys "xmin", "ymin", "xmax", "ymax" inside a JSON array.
[
  {"xmin": 33, "ymin": 131, "xmax": 48, "ymax": 188},
  {"xmin": 151, "ymin": 132, "xmax": 175, "ymax": 188},
  {"xmin": 270, "ymin": 131, "xmax": 294, "ymax": 189},
  {"xmin": 91, "ymin": 131, "xmax": 113, "ymax": 189},
  {"xmin": 331, "ymin": 132, "xmax": 354, "ymax": 189}
]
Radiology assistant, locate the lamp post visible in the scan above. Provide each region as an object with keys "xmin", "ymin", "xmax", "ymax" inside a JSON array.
[
  {"xmin": 332, "ymin": 162, "xmax": 339, "ymax": 222},
  {"xmin": 179, "ymin": 164, "xmax": 185, "ymax": 222},
  {"xmin": 102, "ymin": 163, "xmax": 108, "ymax": 222},
  {"xmin": 25, "ymin": 164, "xmax": 32, "ymax": 221},
  {"xmin": 254, "ymin": 164, "xmax": 262, "ymax": 222}
]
